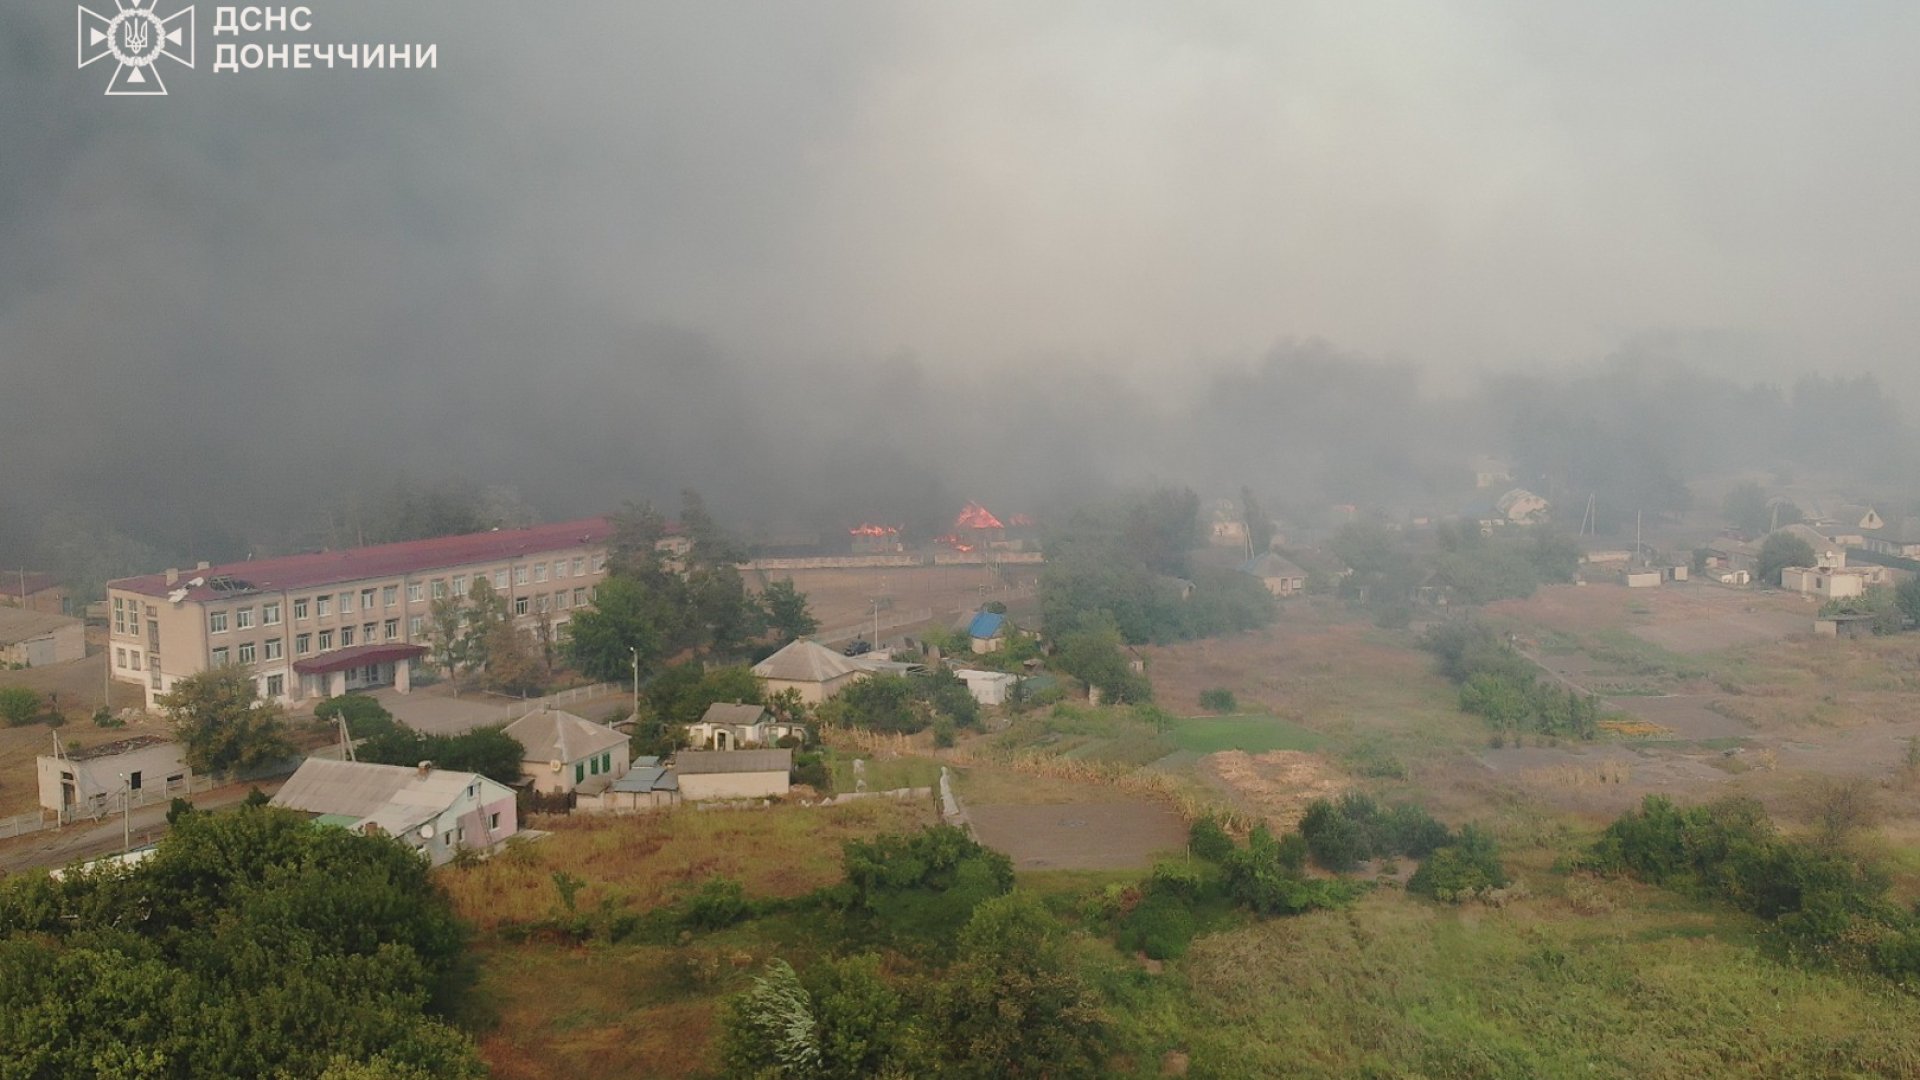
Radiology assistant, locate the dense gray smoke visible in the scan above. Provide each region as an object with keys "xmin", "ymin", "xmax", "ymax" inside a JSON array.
[{"xmin": 5, "ymin": 3, "xmax": 1920, "ymax": 573}]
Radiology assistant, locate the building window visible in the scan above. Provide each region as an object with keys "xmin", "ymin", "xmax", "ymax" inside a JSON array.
[
  {"xmin": 552, "ymin": 561, "xmax": 567, "ymax": 580},
  {"xmin": 363, "ymin": 664, "xmax": 379, "ymax": 683},
  {"xmin": 113, "ymin": 597, "xmax": 126, "ymax": 634},
  {"xmin": 452, "ymin": 575, "xmax": 467, "ymax": 596},
  {"xmin": 115, "ymin": 647, "xmax": 127, "ymax": 669},
  {"xmin": 130, "ymin": 652, "xmax": 142, "ymax": 671},
  {"xmin": 362, "ymin": 622, "xmax": 376, "ymax": 643},
  {"xmin": 262, "ymin": 602, "xmax": 281, "ymax": 626},
  {"xmin": 382, "ymin": 584, "xmax": 398, "ymax": 607},
  {"xmin": 536, "ymin": 594, "xmax": 550, "ymax": 614},
  {"xmin": 430, "ymin": 579, "xmax": 447, "ymax": 601},
  {"xmin": 318, "ymin": 630, "xmax": 334, "ymax": 651},
  {"xmin": 574, "ymin": 587, "xmax": 587, "ymax": 607},
  {"xmin": 266, "ymin": 674, "xmax": 284, "ymax": 697},
  {"xmin": 407, "ymin": 582, "xmax": 423, "ymax": 603},
  {"xmin": 575, "ymin": 762, "xmax": 584, "ymax": 784},
  {"xmin": 533, "ymin": 562, "xmax": 548, "ymax": 583},
  {"xmin": 514, "ymin": 596, "xmax": 529, "ymax": 616},
  {"xmin": 600, "ymin": 752, "xmax": 611, "ymax": 773},
  {"xmin": 296, "ymin": 634, "xmax": 312, "ymax": 656},
  {"xmin": 208, "ymin": 611, "xmax": 229, "ymax": 634},
  {"xmin": 592, "ymin": 554, "xmax": 606, "ymax": 573},
  {"xmin": 514, "ymin": 565, "xmax": 529, "ymax": 585},
  {"xmin": 408, "ymin": 615, "xmax": 424, "ymax": 638},
  {"xmin": 338, "ymin": 591, "xmax": 353, "ymax": 614},
  {"xmin": 358, "ymin": 588, "xmax": 373, "ymax": 611},
  {"xmin": 211, "ymin": 646, "xmax": 229, "ymax": 666},
  {"xmin": 264, "ymin": 638, "xmax": 283, "ymax": 660},
  {"xmin": 150, "ymin": 669, "xmax": 161, "ymax": 690},
  {"xmin": 235, "ymin": 607, "xmax": 254, "ymax": 631},
  {"xmin": 316, "ymin": 596, "xmax": 331, "ymax": 617},
  {"xmin": 590, "ymin": 755, "xmax": 600, "ymax": 776},
  {"xmin": 294, "ymin": 597, "xmax": 310, "ymax": 621},
  {"xmin": 237, "ymin": 641, "xmax": 256, "ymax": 664},
  {"xmin": 128, "ymin": 604, "xmax": 139, "ymax": 633},
  {"xmin": 573, "ymin": 556, "xmax": 585, "ymax": 576},
  {"xmin": 384, "ymin": 619, "xmax": 399, "ymax": 640},
  {"xmin": 489, "ymin": 812, "xmax": 500, "ymax": 830},
  {"xmin": 128, "ymin": 771, "xmax": 142, "ymax": 791},
  {"xmin": 556, "ymin": 590, "xmax": 569, "ymax": 610},
  {"xmin": 493, "ymin": 568, "xmax": 508, "ymax": 589},
  {"xmin": 340, "ymin": 626, "xmax": 355, "ymax": 647}
]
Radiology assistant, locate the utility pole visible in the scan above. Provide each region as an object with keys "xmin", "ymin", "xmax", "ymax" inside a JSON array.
[{"xmin": 629, "ymin": 647, "xmax": 640, "ymax": 726}]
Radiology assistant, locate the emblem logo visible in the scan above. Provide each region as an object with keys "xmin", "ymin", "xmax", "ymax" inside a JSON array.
[{"xmin": 78, "ymin": 0, "xmax": 195, "ymax": 96}]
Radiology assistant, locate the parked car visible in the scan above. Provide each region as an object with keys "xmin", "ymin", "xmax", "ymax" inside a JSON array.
[{"xmin": 843, "ymin": 640, "xmax": 873, "ymax": 656}]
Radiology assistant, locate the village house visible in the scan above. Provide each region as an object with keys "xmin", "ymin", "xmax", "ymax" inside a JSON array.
[
  {"xmin": 106, "ymin": 517, "xmax": 625, "ymax": 708},
  {"xmin": 752, "ymin": 638, "xmax": 871, "ymax": 704},
  {"xmin": 688, "ymin": 701, "xmax": 807, "ymax": 751},
  {"xmin": 37, "ymin": 735, "xmax": 190, "ymax": 822},
  {"xmin": 1493, "ymin": 488, "xmax": 1551, "ymax": 525},
  {"xmin": 271, "ymin": 758, "xmax": 518, "ymax": 866},
  {"xmin": 0, "ymin": 606, "xmax": 86, "ymax": 668},
  {"xmin": 967, "ymin": 610, "xmax": 1008, "ymax": 653},
  {"xmin": 1, "ymin": 572, "xmax": 70, "ymax": 616},
  {"xmin": 504, "ymin": 706, "xmax": 630, "ymax": 795},
  {"xmin": 1240, "ymin": 552, "xmax": 1308, "ymax": 597},
  {"xmin": 672, "ymin": 748, "xmax": 792, "ymax": 800},
  {"xmin": 1780, "ymin": 565, "xmax": 1893, "ymax": 601}
]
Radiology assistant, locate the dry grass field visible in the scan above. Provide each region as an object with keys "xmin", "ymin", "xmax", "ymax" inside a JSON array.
[{"xmin": 751, "ymin": 564, "xmax": 1040, "ymax": 639}]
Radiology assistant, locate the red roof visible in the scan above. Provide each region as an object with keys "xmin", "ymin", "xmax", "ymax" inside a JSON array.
[
  {"xmin": 0, "ymin": 573, "xmax": 62, "ymax": 599},
  {"xmin": 955, "ymin": 502, "xmax": 1004, "ymax": 531},
  {"xmin": 293, "ymin": 642, "xmax": 429, "ymax": 675},
  {"xmin": 112, "ymin": 517, "xmax": 616, "ymax": 601}
]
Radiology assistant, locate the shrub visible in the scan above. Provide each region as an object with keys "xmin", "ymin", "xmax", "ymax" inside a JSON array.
[
  {"xmin": 683, "ymin": 877, "xmax": 750, "ymax": 931},
  {"xmin": 0, "ymin": 687, "xmax": 42, "ymax": 727},
  {"xmin": 792, "ymin": 751, "xmax": 831, "ymax": 792},
  {"xmin": 1189, "ymin": 815, "xmax": 1236, "ymax": 863},
  {"xmin": 932, "ymin": 719, "xmax": 957, "ymax": 749},
  {"xmin": 1117, "ymin": 890, "xmax": 1197, "ymax": 960},
  {"xmin": 1408, "ymin": 826, "xmax": 1509, "ymax": 902},
  {"xmin": 1199, "ymin": 688, "xmax": 1237, "ymax": 713}
]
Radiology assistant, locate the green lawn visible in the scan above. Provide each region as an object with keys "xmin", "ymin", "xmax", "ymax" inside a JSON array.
[{"xmin": 1169, "ymin": 713, "xmax": 1327, "ymax": 755}]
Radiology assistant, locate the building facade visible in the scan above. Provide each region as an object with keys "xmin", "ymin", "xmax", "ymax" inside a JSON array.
[
  {"xmin": 0, "ymin": 607, "xmax": 87, "ymax": 667},
  {"xmin": 1, "ymin": 572, "xmax": 70, "ymax": 616},
  {"xmin": 107, "ymin": 518, "xmax": 617, "ymax": 708},
  {"xmin": 37, "ymin": 736, "xmax": 191, "ymax": 820}
]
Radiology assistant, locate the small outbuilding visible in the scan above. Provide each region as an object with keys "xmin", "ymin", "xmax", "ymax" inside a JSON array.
[
  {"xmin": 672, "ymin": 748, "xmax": 792, "ymax": 801},
  {"xmin": 37, "ymin": 735, "xmax": 191, "ymax": 821},
  {"xmin": 688, "ymin": 701, "xmax": 807, "ymax": 751},
  {"xmin": 954, "ymin": 668, "xmax": 1017, "ymax": 706},
  {"xmin": 0, "ymin": 606, "xmax": 86, "ymax": 668},
  {"xmin": 967, "ymin": 610, "xmax": 1008, "ymax": 653},
  {"xmin": 579, "ymin": 756, "xmax": 680, "ymax": 813}
]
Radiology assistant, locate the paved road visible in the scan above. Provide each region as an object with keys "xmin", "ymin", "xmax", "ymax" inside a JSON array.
[{"xmin": 0, "ymin": 778, "xmax": 285, "ymax": 875}]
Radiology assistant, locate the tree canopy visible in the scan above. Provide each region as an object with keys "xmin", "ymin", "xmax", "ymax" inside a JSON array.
[{"xmin": 157, "ymin": 666, "xmax": 295, "ymax": 778}]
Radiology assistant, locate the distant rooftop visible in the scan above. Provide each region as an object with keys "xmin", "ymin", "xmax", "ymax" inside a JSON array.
[
  {"xmin": 0, "ymin": 572, "xmax": 61, "ymax": 599},
  {"xmin": 673, "ymin": 748, "xmax": 792, "ymax": 775},
  {"xmin": 111, "ymin": 517, "xmax": 618, "ymax": 602},
  {"xmin": 64, "ymin": 735, "xmax": 175, "ymax": 762},
  {"xmin": 0, "ymin": 605, "xmax": 82, "ymax": 645}
]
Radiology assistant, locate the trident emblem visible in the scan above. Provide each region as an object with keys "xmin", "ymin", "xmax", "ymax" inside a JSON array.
[{"xmin": 77, "ymin": 0, "xmax": 195, "ymax": 96}]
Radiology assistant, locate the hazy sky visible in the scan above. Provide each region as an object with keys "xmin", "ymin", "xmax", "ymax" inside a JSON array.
[{"xmin": 5, "ymin": 1, "xmax": 1919, "ymax": 539}]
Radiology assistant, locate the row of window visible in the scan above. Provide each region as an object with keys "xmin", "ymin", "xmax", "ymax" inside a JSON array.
[
  {"xmin": 114, "ymin": 647, "xmax": 145, "ymax": 672},
  {"xmin": 515, "ymin": 586, "xmax": 595, "ymax": 616},
  {"xmin": 112, "ymin": 597, "xmax": 144, "ymax": 635},
  {"xmin": 575, "ymin": 750, "xmax": 616, "ymax": 784},
  {"xmin": 207, "ymin": 555, "xmax": 607, "ymax": 636}
]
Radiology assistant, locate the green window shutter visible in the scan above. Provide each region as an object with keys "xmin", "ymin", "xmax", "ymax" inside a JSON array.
[{"xmin": 575, "ymin": 763, "xmax": 584, "ymax": 784}]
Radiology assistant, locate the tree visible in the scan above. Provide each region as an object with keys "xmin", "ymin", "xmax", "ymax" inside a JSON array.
[
  {"xmin": 479, "ymin": 622, "xmax": 543, "ymax": 696},
  {"xmin": 1052, "ymin": 623, "xmax": 1153, "ymax": 704},
  {"xmin": 460, "ymin": 577, "xmax": 512, "ymax": 673},
  {"xmin": 564, "ymin": 575, "xmax": 672, "ymax": 681},
  {"xmin": 761, "ymin": 578, "xmax": 819, "ymax": 642},
  {"xmin": 157, "ymin": 667, "xmax": 294, "ymax": 777},
  {"xmin": 1757, "ymin": 531, "xmax": 1817, "ymax": 587},
  {"xmin": 929, "ymin": 893, "xmax": 1109, "ymax": 1078},
  {"xmin": 1723, "ymin": 481, "xmax": 1771, "ymax": 535},
  {"xmin": 1898, "ymin": 575, "xmax": 1920, "ymax": 628},
  {"xmin": 0, "ymin": 686, "xmax": 42, "ymax": 727}
]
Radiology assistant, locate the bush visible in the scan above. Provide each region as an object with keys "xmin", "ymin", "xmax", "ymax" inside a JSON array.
[
  {"xmin": 1189, "ymin": 815, "xmax": 1235, "ymax": 863},
  {"xmin": 792, "ymin": 751, "xmax": 831, "ymax": 791},
  {"xmin": 0, "ymin": 687, "xmax": 42, "ymax": 727},
  {"xmin": 1300, "ymin": 794, "xmax": 1455, "ymax": 870},
  {"xmin": 1199, "ymin": 688, "xmax": 1237, "ymax": 713},
  {"xmin": 1224, "ymin": 826, "xmax": 1360, "ymax": 916},
  {"xmin": 1408, "ymin": 826, "xmax": 1509, "ymax": 902},
  {"xmin": 932, "ymin": 719, "xmax": 956, "ymax": 749},
  {"xmin": 1117, "ymin": 890, "xmax": 1197, "ymax": 960},
  {"xmin": 683, "ymin": 878, "xmax": 750, "ymax": 931}
]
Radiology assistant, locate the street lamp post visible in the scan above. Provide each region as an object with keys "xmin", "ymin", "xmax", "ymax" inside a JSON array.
[
  {"xmin": 630, "ymin": 647, "xmax": 640, "ymax": 726},
  {"xmin": 117, "ymin": 772, "xmax": 131, "ymax": 854}
]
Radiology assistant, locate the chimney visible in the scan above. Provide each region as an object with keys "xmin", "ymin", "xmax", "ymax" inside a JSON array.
[
  {"xmin": 416, "ymin": 760, "xmax": 433, "ymax": 779},
  {"xmin": 165, "ymin": 569, "xmax": 179, "ymax": 586}
]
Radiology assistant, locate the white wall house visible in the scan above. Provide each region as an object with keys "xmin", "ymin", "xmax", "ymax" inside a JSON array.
[
  {"xmin": 504, "ymin": 706, "xmax": 630, "ymax": 795},
  {"xmin": 271, "ymin": 758, "xmax": 519, "ymax": 867},
  {"xmin": 673, "ymin": 749, "xmax": 792, "ymax": 801},
  {"xmin": 37, "ymin": 736, "xmax": 191, "ymax": 821}
]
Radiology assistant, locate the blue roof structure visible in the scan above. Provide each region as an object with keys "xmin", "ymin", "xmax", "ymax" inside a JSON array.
[{"xmin": 967, "ymin": 610, "xmax": 1006, "ymax": 639}]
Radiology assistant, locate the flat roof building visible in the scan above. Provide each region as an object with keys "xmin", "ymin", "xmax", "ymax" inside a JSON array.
[{"xmin": 107, "ymin": 517, "xmax": 617, "ymax": 708}]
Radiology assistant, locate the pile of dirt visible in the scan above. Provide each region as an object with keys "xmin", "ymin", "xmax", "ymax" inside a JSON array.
[{"xmin": 1198, "ymin": 749, "xmax": 1346, "ymax": 829}]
